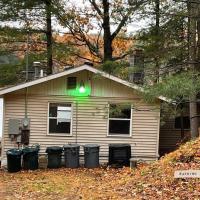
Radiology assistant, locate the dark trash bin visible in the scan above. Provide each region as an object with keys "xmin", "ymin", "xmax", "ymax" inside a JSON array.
[
  {"xmin": 46, "ymin": 146, "xmax": 63, "ymax": 168},
  {"xmin": 83, "ymin": 144, "xmax": 100, "ymax": 168},
  {"xmin": 22, "ymin": 144, "xmax": 40, "ymax": 170},
  {"xmin": 7, "ymin": 149, "xmax": 22, "ymax": 173},
  {"xmin": 63, "ymin": 144, "xmax": 80, "ymax": 168},
  {"xmin": 108, "ymin": 144, "xmax": 131, "ymax": 167}
]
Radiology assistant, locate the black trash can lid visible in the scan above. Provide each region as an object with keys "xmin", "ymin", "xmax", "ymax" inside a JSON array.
[
  {"xmin": 83, "ymin": 144, "xmax": 100, "ymax": 148},
  {"xmin": 22, "ymin": 147, "xmax": 39, "ymax": 154},
  {"xmin": 63, "ymin": 144, "xmax": 80, "ymax": 149},
  {"xmin": 46, "ymin": 146, "xmax": 63, "ymax": 153},
  {"xmin": 109, "ymin": 143, "xmax": 130, "ymax": 148},
  {"xmin": 31, "ymin": 144, "xmax": 40, "ymax": 151},
  {"xmin": 7, "ymin": 149, "xmax": 22, "ymax": 155}
]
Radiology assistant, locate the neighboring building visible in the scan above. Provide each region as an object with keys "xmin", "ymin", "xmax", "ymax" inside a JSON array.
[
  {"xmin": 159, "ymin": 115, "xmax": 188, "ymax": 155},
  {"xmin": 0, "ymin": 54, "xmax": 20, "ymax": 65},
  {"xmin": 0, "ymin": 64, "xmax": 166, "ymax": 167},
  {"xmin": 159, "ymin": 104, "xmax": 199, "ymax": 156}
]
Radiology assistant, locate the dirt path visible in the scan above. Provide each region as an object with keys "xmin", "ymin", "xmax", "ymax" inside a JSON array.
[
  {"xmin": 0, "ymin": 182, "xmax": 7, "ymax": 200},
  {"xmin": 0, "ymin": 168, "xmax": 129, "ymax": 200}
]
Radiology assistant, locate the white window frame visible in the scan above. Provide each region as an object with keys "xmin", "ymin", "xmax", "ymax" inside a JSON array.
[
  {"xmin": 47, "ymin": 102, "xmax": 73, "ymax": 136},
  {"xmin": 107, "ymin": 103, "xmax": 132, "ymax": 137}
]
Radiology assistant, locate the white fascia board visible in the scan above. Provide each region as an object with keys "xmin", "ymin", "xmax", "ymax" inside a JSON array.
[
  {"xmin": 0, "ymin": 64, "xmax": 170, "ymax": 102},
  {"xmin": 0, "ymin": 65, "xmax": 87, "ymax": 95}
]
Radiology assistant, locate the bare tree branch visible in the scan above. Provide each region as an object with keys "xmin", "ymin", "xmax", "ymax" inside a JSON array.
[
  {"xmin": 111, "ymin": 0, "xmax": 147, "ymax": 40},
  {"xmin": 89, "ymin": 0, "xmax": 103, "ymax": 18},
  {"xmin": 113, "ymin": 53, "xmax": 130, "ymax": 61},
  {"xmin": 73, "ymin": 53, "xmax": 102, "ymax": 63}
]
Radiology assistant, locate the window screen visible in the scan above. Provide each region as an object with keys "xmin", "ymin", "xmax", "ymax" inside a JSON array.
[{"xmin": 48, "ymin": 103, "xmax": 72, "ymax": 134}]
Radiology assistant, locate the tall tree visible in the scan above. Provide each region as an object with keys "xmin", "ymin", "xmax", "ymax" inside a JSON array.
[
  {"xmin": 139, "ymin": 0, "xmax": 200, "ymax": 139},
  {"xmin": 0, "ymin": 0, "xmax": 57, "ymax": 75},
  {"xmin": 188, "ymin": 0, "xmax": 199, "ymax": 138},
  {"xmin": 56, "ymin": 0, "xmax": 147, "ymax": 63},
  {"xmin": 45, "ymin": 0, "xmax": 53, "ymax": 74},
  {"xmin": 154, "ymin": 0, "xmax": 160, "ymax": 83}
]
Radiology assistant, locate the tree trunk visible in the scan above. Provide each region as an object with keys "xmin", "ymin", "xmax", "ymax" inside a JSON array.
[
  {"xmin": 189, "ymin": 95, "xmax": 199, "ymax": 138},
  {"xmin": 188, "ymin": 0, "xmax": 199, "ymax": 138},
  {"xmin": 197, "ymin": 2, "xmax": 200, "ymax": 64},
  {"xmin": 102, "ymin": 0, "xmax": 113, "ymax": 62},
  {"xmin": 45, "ymin": 0, "xmax": 53, "ymax": 75},
  {"xmin": 154, "ymin": 0, "xmax": 160, "ymax": 83}
]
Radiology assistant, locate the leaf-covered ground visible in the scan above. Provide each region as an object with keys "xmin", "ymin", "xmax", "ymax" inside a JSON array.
[{"xmin": 1, "ymin": 138, "xmax": 200, "ymax": 200}]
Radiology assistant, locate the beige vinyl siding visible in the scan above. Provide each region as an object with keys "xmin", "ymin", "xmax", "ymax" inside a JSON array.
[{"xmin": 1, "ymin": 71, "xmax": 160, "ymax": 164}]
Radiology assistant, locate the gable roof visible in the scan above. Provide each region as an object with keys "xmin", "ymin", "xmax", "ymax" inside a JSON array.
[{"xmin": 0, "ymin": 64, "xmax": 168, "ymax": 102}]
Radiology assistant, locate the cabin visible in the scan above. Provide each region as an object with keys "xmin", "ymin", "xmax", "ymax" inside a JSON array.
[{"xmin": 0, "ymin": 65, "xmax": 164, "ymax": 167}]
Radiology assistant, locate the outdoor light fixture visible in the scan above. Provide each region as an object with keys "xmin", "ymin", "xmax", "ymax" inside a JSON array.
[{"xmin": 79, "ymin": 80, "xmax": 85, "ymax": 93}]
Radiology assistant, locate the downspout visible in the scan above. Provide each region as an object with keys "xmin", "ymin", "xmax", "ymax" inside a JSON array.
[
  {"xmin": 156, "ymin": 103, "xmax": 161, "ymax": 159},
  {"xmin": 75, "ymin": 101, "xmax": 78, "ymax": 144},
  {"xmin": 25, "ymin": 30, "xmax": 29, "ymax": 119},
  {"xmin": 20, "ymin": 31, "xmax": 30, "ymax": 147},
  {"xmin": 25, "ymin": 87, "xmax": 28, "ymax": 119}
]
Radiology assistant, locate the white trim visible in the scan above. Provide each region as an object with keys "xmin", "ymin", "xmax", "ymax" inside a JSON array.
[
  {"xmin": 47, "ymin": 102, "xmax": 73, "ymax": 136},
  {"xmin": 0, "ymin": 64, "xmax": 169, "ymax": 102},
  {"xmin": 156, "ymin": 104, "xmax": 161, "ymax": 158},
  {"xmin": 107, "ymin": 103, "xmax": 132, "ymax": 137},
  {"xmin": 109, "ymin": 118, "xmax": 130, "ymax": 121},
  {"xmin": 1, "ymin": 98, "xmax": 5, "ymax": 167}
]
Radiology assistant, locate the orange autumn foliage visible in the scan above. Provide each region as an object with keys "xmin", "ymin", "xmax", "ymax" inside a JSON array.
[{"xmin": 54, "ymin": 33, "xmax": 134, "ymax": 67}]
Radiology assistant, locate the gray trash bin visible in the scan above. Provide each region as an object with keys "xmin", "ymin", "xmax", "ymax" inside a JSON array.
[
  {"xmin": 83, "ymin": 144, "xmax": 100, "ymax": 168},
  {"xmin": 63, "ymin": 144, "xmax": 80, "ymax": 168},
  {"xmin": 46, "ymin": 146, "xmax": 63, "ymax": 168}
]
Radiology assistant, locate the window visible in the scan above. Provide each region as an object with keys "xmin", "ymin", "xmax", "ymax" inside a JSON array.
[
  {"xmin": 108, "ymin": 104, "xmax": 132, "ymax": 136},
  {"xmin": 175, "ymin": 116, "xmax": 190, "ymax": 129},
  {"xmin": 48, "ymin": 103, "xmax": 72, "ymax": 134},
  {"xmin": 67, "ymin": 77, "xmax": 77, "ymax": 89}
]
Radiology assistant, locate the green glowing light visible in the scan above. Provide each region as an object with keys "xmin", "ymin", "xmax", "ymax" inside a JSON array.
[
  {"xmin": 67, "ymin": 81, "xmax": 91, "ymax": 97},
  {"xmin": 79, "ymin": 85, "xmax": 86, "ymax": 93}
]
